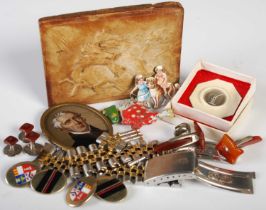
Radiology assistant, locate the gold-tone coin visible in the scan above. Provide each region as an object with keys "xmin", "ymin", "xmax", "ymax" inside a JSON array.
[
  {"xmin": 95, "ymin": 176, "xmax": 127, "ymax": 202},
  {"xmin": 6, "ymin": 161, "xmax": 40, "ymax": 188},
  {"xmin": 41, "ymin": 103, "xmax": 113, "ymax": 149},
  {"xmin": 30, "ymin": 169, "xmax": 67, "ymax": 194},
  {"xmin": 66, "ymin": 176, "xmax": 97, "ymax": 207}
]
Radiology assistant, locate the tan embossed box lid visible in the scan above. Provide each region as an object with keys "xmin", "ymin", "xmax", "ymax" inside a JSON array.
[{"xmin": 39, "ymin": 1, "xmax": 184, "ymax": 106}]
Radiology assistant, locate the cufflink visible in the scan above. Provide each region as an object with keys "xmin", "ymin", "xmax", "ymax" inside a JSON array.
[
  {"xmin": 18, "ymin": 123, "xmax": 34, "ymax": 143},
  {"xmin": 3, "ymin": 136, "xmax": 22, "ymax": 156},
  {"xmin": 23, "ymin": 131, "xmax": 43, "ymax": 156}
]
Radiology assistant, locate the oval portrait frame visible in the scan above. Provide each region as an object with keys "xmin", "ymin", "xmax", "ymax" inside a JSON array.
[{"xmin": 41, "ymin": 103, "xmax": 113, "ymax": 149}]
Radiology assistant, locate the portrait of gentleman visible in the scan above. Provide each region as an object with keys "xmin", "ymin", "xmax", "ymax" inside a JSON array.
[{"xmin": 52, "ymin": 111, "xmax": 104, "ymax": 147}]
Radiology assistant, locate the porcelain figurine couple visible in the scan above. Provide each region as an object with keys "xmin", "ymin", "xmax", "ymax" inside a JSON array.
[{"xmin": 130, "ymin": 65, "xmax": 180, "ymax": 109}]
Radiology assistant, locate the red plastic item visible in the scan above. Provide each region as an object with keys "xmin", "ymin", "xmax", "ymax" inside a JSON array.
[
  {"xmin": 19, "ymin": 123, "xmax": 34, "ymax": 133},
  {"xmin": 121, "ymin": 103, "xmax": 157, "ymax": 129},
  {"xmin": 4, "ymin": 136, "xmax": 18, "ymax": 145},
  {"xmin": 216, "ymin": 134, "xmax": 244, "ymax": 164},
  {"xmin": 24, "ymin": 131, "xmax": 40, "ymax": 142}
]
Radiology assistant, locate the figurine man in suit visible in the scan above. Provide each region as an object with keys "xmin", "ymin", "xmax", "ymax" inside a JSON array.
[{"xmin": 52, "ymin": 111, "xmax": 103, "ymax": 147}]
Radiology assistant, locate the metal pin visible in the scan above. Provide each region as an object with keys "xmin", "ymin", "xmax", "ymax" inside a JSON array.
[
  {"xmin": 123, "ymin": 168, "xmax": 130, "ymax": 181},
  {"xmin": 128, "ymin": 141, "xmax": 138, "ymax": 146},
  {"xmin": 96, "ymin": 132, "xmax": 110, "ymax": 144},
  {"xmin": 54, "ymin": 151, "xmax": 66, "ymax": 165},
  {"xmin": 118, "ymin": 130, "xmax": 140, "ymax": 137},
  {"xmin": 76, "ymin": 146, "xmax": 88, "ymax": 157},
  {"xmin": 121, "ymin": 154, "xmax": 132, "ymax": 164},
  {"xmin": 66, "ymin": 148, "xmax": 77, "ymax": 161},
  {"xmin": 137, "ymin": 172, "xmax": 144, "ymax": 182},
  {"xmin": 130, "ymin": 172, "xmax": 137, "ymax": 184},
  {"xmin": 52, "ymin": 150, "xmax": 65, "ymax": 161},
  {"xmin": 128, "ymin": 155, "xmax": 147, "ymax": 167},
  {"xmin": 123, "ymin": 136, "xmax": 143, "ymax": 143},
  {"xmin": 120, "ymin": 133, "xmax": 142, "ymax": 141},
  {"xmin": 82, "ymin": 163, "xmax": 95, "ymax": 177},
  {"xmin": 88, "ymin": 144, "xmax": 98, "ymax": 152},
  {"xmin": 48, "ymin": 150, "xmax": 65, "ymax": 169},
  {"xmin": 69, "ymin": 166, "xmax": 81, "ymax": 180},
  {"xmin": 115, "ymin": 142, "xmax": 127, "ymax": 153},
  {"xmin": 96, "ymin": 161, "xmax": 107, "ymax": 173},
  {"xmin": 108, "ymin": 157, "xmax": 121, "ymax": 168}
]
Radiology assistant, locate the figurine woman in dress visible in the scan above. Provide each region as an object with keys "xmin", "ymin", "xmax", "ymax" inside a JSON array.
[{"xmin": 130, "ymin": 74, "xmax": 151, "ymax": 104}]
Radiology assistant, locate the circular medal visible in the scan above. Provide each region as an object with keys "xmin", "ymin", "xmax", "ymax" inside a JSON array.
[
  {"xmin": 95, "ymin": 176, "xmax": 127, "ymax": 202},
  {"xmin": 66, "ymin": 176, "xmax": 97, "ymax": 207},
  {"xmin": 41, "ymin": 103, "xmax": 113, "ymax": 149},
  {"xmin": 6, "ymin": 161, "xmax": 39, "ymax": 188},
  {"xmin": 30, "ymin": 169, "xmax": 67, "ymax": 194}
]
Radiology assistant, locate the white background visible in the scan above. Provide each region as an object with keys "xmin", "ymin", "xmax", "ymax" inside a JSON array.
[{"xmin": 0, "ymin": 0, "xmax": 266, "ymax": 209}]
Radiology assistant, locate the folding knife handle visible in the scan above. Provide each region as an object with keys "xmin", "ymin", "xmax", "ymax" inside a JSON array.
[
  {"xmin": 236, "ymin": 136, "xmax": 262, "ymax": 148},
  {"xmin": 153, "ymin": 137, "xmax": 192, "ymax": 153}
]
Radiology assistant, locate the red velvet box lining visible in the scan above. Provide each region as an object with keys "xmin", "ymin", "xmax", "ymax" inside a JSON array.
[{"xmin": 178, "ymin": 70, "xmax": 251, "ymax": 121}]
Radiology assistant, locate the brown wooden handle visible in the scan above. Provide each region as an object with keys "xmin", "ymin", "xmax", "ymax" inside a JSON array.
[{"xmin": 154, "ymin": 137, "xmax": 192, "ymax": 153}]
